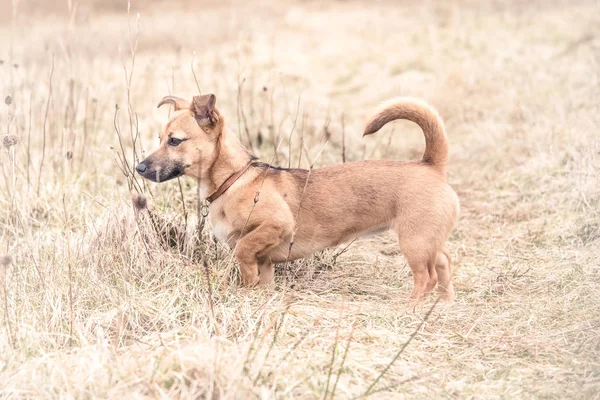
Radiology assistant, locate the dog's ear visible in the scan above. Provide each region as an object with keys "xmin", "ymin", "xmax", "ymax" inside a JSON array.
[
  {"xmin": 157, "ymin": 96, "xmax": 190, "ymax": 111},
  {"xmin": 191, "ymin": 94, "xmax": 219, "ymax": 127}
]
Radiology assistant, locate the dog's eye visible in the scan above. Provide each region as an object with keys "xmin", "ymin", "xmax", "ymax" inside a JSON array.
[{"xmin": 168, "ymin": 137, "xmax": 184, "ymax": 147}]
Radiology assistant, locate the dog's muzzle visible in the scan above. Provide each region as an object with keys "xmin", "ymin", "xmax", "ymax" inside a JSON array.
[{"xmin": 135, "ymin": 159, "xmax": 184, "ymax": 183}]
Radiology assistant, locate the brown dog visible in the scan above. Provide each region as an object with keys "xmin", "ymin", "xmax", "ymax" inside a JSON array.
[{"xmin": 136, "ymin": 94, "xmax": 459, "ymax": 300}]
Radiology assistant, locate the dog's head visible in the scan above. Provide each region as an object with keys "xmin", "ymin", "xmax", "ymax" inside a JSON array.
[{"xmin": 136, "ymin": 94, "xmax": 223, "ymax": 182}]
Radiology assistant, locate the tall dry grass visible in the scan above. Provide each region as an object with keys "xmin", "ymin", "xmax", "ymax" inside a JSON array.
[{"xmin": 0, "ymin": 0, "xmax": 599, "ymax": 398}]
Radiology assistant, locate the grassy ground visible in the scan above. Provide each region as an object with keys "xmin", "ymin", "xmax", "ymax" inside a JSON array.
[{"xmin": 0, "ymin": 0, "xmax": 599, "ymax": 398}]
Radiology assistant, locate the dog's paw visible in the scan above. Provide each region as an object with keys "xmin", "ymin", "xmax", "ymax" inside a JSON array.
[
  {"xmin": 240, "ymin": 274, "xmax": 260, "ymax": 288},
  {"xmin": 258, "ymin": 282, "xmax": 275, "ymax": 291},
  {"xmin": 437, "ymin": 285, "xmax": 455, "ymax": 302}
]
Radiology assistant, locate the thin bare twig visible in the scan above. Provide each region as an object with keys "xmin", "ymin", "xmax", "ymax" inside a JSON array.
[
  {"xmin": 362, "ymin": 297, "xmax": 440, "ymax": 397},
  {"xmin": 64, "ymin": 195, "xmax": 74, "ymax": 346},
  {"xmin": 341, "ymin": 113, "xmax": 346, "ymax": 163},
  {"xmin": 298, "ymin": 111, "xmax": 306, "ymax": 168},
  {"xmin": 191, "ymin": 52, "xmax": 202, "ymax": 95},
  {"xmin": 253, "ymin": 305, "xmax": 290, "ymax": 385},
  {"xmin": 283, "ymin": 140, "xmax": 328, "ymax": 266},
  {"xmin": 288, "ymin": 95, "xmax": 302, "ymax": 168},
  {"xmin": 237, "ymin": 78, "xmax": 254, "ymax": 151},
  {"xmin": 242, "ymin": 294, "xmax": 278, "ymax": 375},
  {"xmin": 323, "ymin": 302, "xmax": 345, "ymax": 400},
  {"xmin": 202, "ymin": 259, "xmax": 218, "ymax": 336},
  {"xmin": 1, "ymin": 258, "xmax": 15, "ymax": 349},
  {"xmin": 330, "ymin": 317, "xmax": 357, "ymax": 400},
  {"xmin": 177, "ymin": 177, "xmax": 188, "ymax": 225},
  {"xmin": 37, "ymin": 54, "xmax": 54, "ymax": 196},
  {"xmin": 26, "ymin": 92, "xmax": 32, "ymax": 189}
]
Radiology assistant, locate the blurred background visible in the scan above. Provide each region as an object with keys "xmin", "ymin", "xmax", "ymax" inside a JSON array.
[{"xmin": 0, "ymin": 0, "xmax": 598, "ymax": 398}]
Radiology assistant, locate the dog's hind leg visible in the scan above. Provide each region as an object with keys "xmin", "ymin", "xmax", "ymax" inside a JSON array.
[
  {"xmin": 435, "ymin": 248, "xmax": 455, "ymax": 301},
  {"xmin": 235, "ymin": 223, "xmax": 287, "ymax": 287},
  {"xmin": 398, "ymin": 236, "xmax": 439, "ymax": 301}
]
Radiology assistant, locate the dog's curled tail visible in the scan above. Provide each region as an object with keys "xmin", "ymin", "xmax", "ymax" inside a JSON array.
[{"xmin": 364, "ymin": 97, "xmax": 448, "ymax": 174}]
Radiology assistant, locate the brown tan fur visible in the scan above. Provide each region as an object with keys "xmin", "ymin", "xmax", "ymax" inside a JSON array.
[{"xmin": 137, "ymin": 95, "xmax": 460, "ymax": 301}]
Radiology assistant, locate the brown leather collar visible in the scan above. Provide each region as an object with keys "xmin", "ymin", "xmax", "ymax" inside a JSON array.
[{"xmin": 206, "ymin": 161, "xmax": 257, "ymax": 203}]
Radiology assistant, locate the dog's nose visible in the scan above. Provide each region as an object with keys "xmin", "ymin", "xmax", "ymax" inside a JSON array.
[{"xmin": 136, "ymin": 163, "xmax": 147, "ymax": 174}]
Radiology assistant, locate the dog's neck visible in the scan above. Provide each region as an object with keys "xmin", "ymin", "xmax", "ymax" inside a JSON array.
[{"xmin": 199, "ymin": 127, "xmax": 254, "ymax": 200}]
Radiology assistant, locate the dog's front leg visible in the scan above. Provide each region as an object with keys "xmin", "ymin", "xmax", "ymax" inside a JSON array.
[
  {"xmin": 258, "ymin": 260, "xmax": 274, "ymax": 286},
  {"xmin": 234, "ymin": 223, "xmax": 288, "ymax": 287}
]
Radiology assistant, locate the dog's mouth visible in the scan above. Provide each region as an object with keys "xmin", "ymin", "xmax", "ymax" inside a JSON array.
[{"xmin": 136, "ymin": 160, "xmax": 185, "ymax": 183}]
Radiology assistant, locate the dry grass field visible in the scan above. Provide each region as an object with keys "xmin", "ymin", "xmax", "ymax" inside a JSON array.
[{"xmin": 1, "ymin": 0, "xmax": 599, "ymax": 398}]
